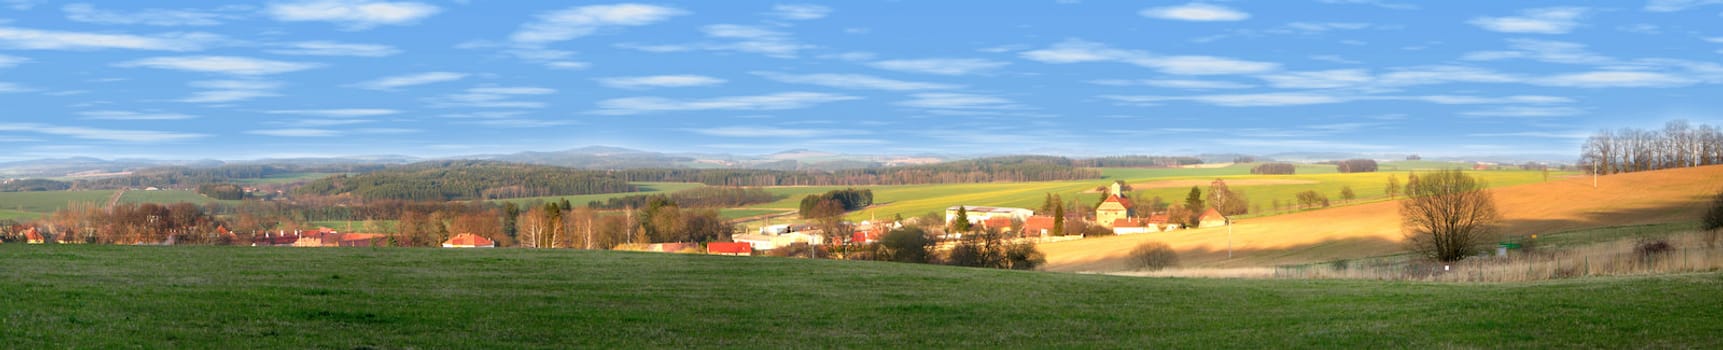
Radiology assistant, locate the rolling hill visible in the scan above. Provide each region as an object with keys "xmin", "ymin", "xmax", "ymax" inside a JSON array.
[{"xmin": 1039, "ymin": 164, "xmax": 1723, "ymax": 272}]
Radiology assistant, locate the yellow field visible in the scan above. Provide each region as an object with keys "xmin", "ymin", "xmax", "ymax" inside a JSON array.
[{"xmin": 1039, "ymin": 165, "xmax": 1723, "ymax": 272}]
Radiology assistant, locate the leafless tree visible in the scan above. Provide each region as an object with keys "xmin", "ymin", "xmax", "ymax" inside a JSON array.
[{"xmin": 1401, "ymin": 169, "xmax": 1499, "ymax": 262}]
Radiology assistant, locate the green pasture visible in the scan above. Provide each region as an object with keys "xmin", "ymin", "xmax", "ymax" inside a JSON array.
[
  {"xmin": 118, "ymin": 190, "xmax": 232, "ymax": 206},
  {"xmin": 1, "ymin": 245, "xmax": 1718, "ymax": 348},
  {"xmin": 491, "ymin": 182, "xmax": 707, "ymax": 208},
  {"xmin": 0, "ymin": 190, "xmax": 115, "ymax": 214}
]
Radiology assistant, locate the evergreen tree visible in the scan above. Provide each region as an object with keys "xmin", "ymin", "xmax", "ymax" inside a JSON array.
[
  {"xmin": 951, "ymin": 206, "xmax": 972, "ymax": 233},
  {"xmin": 1052, "ymin": 204, "xmax": 1065, "ymax": 236},
  {"xmin": 1184, "ymin": 186, "xmax": 1205, "ymax": 224}
]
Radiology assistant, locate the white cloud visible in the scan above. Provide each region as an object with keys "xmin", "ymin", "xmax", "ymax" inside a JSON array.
[
  {"xmin": 116, "ymin": 56, "xmax": 321, "ymax": 75},
  {"xmin": 1461, "ymin": 39, "xmax": 1611, "ymax": 65},
  {"xmin": 1644, "ymin": 0, "xmax": 1723, "ymax": 12},
  {"xmin": 1317, "ymin": 0, "xmax": 1418, "ymax": 10},
  {"xmin": 1020, "ymin": 39, "xmax": 1278, "ymax": 75},
  {"xmin": 754, "ymin": 72, "xmax": 959, "ymax": 91},
  {"xmin": 1461, "ymin": 106, "xmax": 1587, "ymax": 117},
  {"xmin": 0, "ymin": 54, "xmax": 24, "ymax": 67},
  {"xmin": 248, "ymin": 128, "xmax": 339, "ymax": 137},
  {"xmin": 0, "ymin": 26, "xmax": 215, "ymax": 51},
  {"xmin": 770, "ymin": 4, "xmax": 830, "ymax": 20},
  {"xmin": 266, "ymin": 0, "xmax": 440, "ymax": 30},
  {"xmin": 1533, "ymin": 71, "xmax": 1694, "ymax": 88},
  {"xmin": 0, "ymin": 123, "xmax": 205, "ymax": 142},
  {"xmin": 596, "ymin": 75, "xmax": 725, "ymax": 89},
  {"xmin": 351, "ymin": 71, "xmax": 465, "ymax": 90},
  {"xmin": 62, "ymin": 3, "xmax": 231, "ymax": 26},
  {"xmin": 1090, "ymin": 79, "xmax": 1254, "ymax": 89},
  {"xmin": 428, "ymin": 86, "xmax": 557, "ymax": 109},
  {"xmin": 1470, "ymin": 7, "xmax": 1587, "ymax": 34},
  {"xmin": 267, "ymin": 109, "xmax": 399, "ymax": 117},
  {"xmin": 1140, "ymin": 3, "xmax": 1249, "ymax": 21},
  {"xmin": 1258, "ymin": 69, "xmax": 1372, "ymax": 89},
  {"xmin": 1103, "ymin": 93, "xmax": 1573, "ymax": 107},
  {"xmin": 179, "ymin": 79, "xmax": 281, "ymax": 103},
  {"xmin": 868, "ymin": 58, "xmax": 1008, "ymax": 75},
  {"xmin": 510, "ymin": 4, "xmax": 686, "ymax": 44},
  {"xmin": 896, "ymin": 93, "xmax": 1021, "ymax": 110},
  {"xmin": 267, "ymin": 41, "xmax": 399, "ymax": 57},
  {"xmin": 692, "ymin": 126, "xmax": 866, "ymax": 138},
  {"xmin": 594, "ymin": 92, "xmax": 858, "ymax": 115},
  {"xmin": 699, "ymin": 24, "xmax": 808, "ymax": 58},
  {"xmin": 79, "ymin": 110, "xmax": 198, "ymax": 120},
  {"xmin": 1467, "ymin": 131, "xmax": 1590, "ymax": 139}
]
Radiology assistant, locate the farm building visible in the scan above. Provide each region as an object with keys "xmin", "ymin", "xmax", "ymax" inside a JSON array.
[
  {"xmin": 981, "ymin": 216, "xmax": 1014, "ymax": 232},
  {"xmin": 733, "ymin": 231, "xmax": 825, "ymax": 251},
  {"xmin": 442, "ymin": 233, "xmax": 496, "ymax": 248},
  {"xmin": 944, "ymin": 206, "xmax": 1034, "ymax": 226},
  {"xmin": 707, "ymin": 242, "xmax": 753, "ymax": 256},
  {"xmin": 1096, "ymin": 194, "xmax": 1133, "ymax": 228},
  {"xmin": 1022, "ymin": 216, "xmax": 1057, "ymax": 237},
  {"xmin": 1112, "ymin": 219, "xmax": 1153, "ymax": 235},
  {"xmin": 24, "ymin": 227, "xmax": 44, "ymax": 244},
  {"xmin": 1198, "ymin": 208, "xmax": 1229, "ymax": 228}
]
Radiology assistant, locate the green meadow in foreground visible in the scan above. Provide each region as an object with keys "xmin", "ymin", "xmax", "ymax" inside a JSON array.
[{"xmin": 2, "ymin": 245, "xmax": 1720, "ymax": 348}]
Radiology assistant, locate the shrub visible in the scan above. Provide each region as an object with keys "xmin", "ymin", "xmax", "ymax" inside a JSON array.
[
  {"xmin": 1250, "ymin": 163, "xmax": 1296, "ymax": 175},
  {"xmin": 1634, "ymin": 238, "xmax": 1674, "ymax": 263},
  {"xmin": 1003, "ymin": 242, "xmax": 1045, "ymax": 270},
  {"xmin": 1703, "ymin": 189, "xmax": 1723, "ymax": 249},
  {"xmin": 1327, "ymin": 259, "xmax": 1350, "ymax": 271},
  {"xmin": 1127, "ymin": 242, "xmax": 1180, "ymax": 271}
]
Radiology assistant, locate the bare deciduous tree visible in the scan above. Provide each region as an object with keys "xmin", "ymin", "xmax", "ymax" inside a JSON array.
[{"xmin": 1401, "ymin": 169, "xmax": 1499, "ymax": 262}]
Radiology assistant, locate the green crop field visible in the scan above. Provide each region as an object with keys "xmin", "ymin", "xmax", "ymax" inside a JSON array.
[
  {"xmin": 308, "ymin": 220, "xmax": 400, "ymax": 233},
  {"xmin": 1, "ymin": 245, "xmax": 1718, "ymax": 348},
  {"xmin": 0, "ymin": 209, "xmax": 40, "ymax": 221},
  {"xmin": 492, "ymin": 182, "xmax": 707, "ymax": 207},
  {"xmin": 718, "ymin": 208, "xmax": 786, "ymax": 220},
  {"xmin": 0, "ymin": 190, "xmax": 115, "ymax": 214},
  {"xmin": 118, "ymin": 190, "xmax": 232, "ymax": 206},
  {"xmin": 738, "ymin": 168, "xmax": 1572, "ymax": 223}
]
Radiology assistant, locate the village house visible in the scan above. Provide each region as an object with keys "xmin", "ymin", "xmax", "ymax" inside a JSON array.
[
  {"xmin": 1198, "ymin": 208, "xmax": 1229, "ymax": 228},
  {"xmin": 1112, "ymin": 218, "xmax": 1152, "ymax": 235},
  {"xmin": 1095, "ymin": 182, "xmax": 1134, "ymax": 228},
  {"xmin": 944, "ymin": 205, "xmax": 1035, "ymax": 226},
  {"xmin": 442, "ymin": 233, "xmax": 496, "ymax": 248},
  {"xmin": 1022, "ymin": 216, "xmax": 1057, "ymax": 237},
  {"xmin": 24, "ymin": 227, "xmax": 44, "ymax": 244}
]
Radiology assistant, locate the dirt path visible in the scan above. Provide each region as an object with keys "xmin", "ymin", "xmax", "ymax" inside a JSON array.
[{"xmin": 106, "ymin": 189, "xmax": 126, "ymax": 209}]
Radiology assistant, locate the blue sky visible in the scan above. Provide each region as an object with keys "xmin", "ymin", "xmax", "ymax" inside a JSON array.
[{"xmin": 2, "ymin": 0, "xmax": 1722, "ymax": 161}]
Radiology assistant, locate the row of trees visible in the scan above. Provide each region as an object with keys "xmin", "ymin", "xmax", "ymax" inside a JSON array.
[
  {"xmin": 196, "ymin": 184, "xmax": 246, "ymax": 200},
  {"xmin": 0, "ymin": 179, "xmax": 72, "ymax": 192},
  {"xmin": 1071, "ymin": 156, "xmax": 1203, "ymax": 168},
  {"xmin": 1332, "ymin": 159, "xmax": 1379, "ymax": 173},
  {"xmin": 798, "ymin": 188, "xmax": 875, "ymax": 218},
  {"xmin": 613, "ymin": 156, "xmax": 1102, "ymax": 186},
  {"xmin": 1251, "ymin": 163, "xmax": 1297, "ymax": 175},
  {"xmin": 1580, "ymin": 120, "xmax": 1723, "ymax": 174},
  {"xmin": 39, "ymin": 202, "xmax": 224, "ymax": 245},
  {"xmin": 296, "ymin": 161, "xmax": 637, "ymax": 201}
]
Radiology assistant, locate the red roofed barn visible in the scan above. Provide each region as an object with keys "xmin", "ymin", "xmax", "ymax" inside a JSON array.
[{"xmin": 442, "ymin": 233, "xmax": 496, "ymax": 248}]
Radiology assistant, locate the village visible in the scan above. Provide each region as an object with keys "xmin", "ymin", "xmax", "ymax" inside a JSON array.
[{"xmin": 3, "ymin": 181, "xmax": 1231, "ymax": 259}]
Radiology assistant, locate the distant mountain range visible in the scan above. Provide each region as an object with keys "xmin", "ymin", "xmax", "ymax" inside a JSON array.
[{"xmin": 0, "ymin": 146, "xmax": 1574, "ymax": 178}]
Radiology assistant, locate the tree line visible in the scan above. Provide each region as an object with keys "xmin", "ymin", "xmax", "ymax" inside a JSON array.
[
  {"xmin": 610, "ymin": 156, "xmax": 1101, "ymax": 186},
  {"xmin": 1071, "ymin": 156, "xmax": 1203, "ymax": 168},
  {"xmin": 74, "ymin": 164, "xmax": 383, "ymax": 190},
  {"xmin": 295, "ymin": 161, "xmax": 636, "ymax": 201},
  {"xmin": 1330, "ymin": 159, "xmax": 1379, "ymax": 173},
  {"xmin": 798, "ymin": 188, "xmax": 875, "ymax": 219},
  {"xmin": 1580, "ymin": 120, "xmax": 1723, "ymax": 174},
  {"xmin": 1251, "ymin": 163, "xmax": 1297, "ymax": 175}
]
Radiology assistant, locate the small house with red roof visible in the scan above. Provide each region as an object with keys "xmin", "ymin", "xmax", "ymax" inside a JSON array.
[
  {"xmin": 1096, "ymin": 196, "xmax": 1133, "ymax": 229},
  {"xmin": 1022, "ymin": 216, "xmax": 1057, "ymax": 237},
  {"xmin": 981, "ymin": 216, "xmax": 1013, "ymax": 232},
  {"xmin": 442, "ymin": 233, "xmax": 496, "ymax": 248},
  {"xmin": 1198, "ymin": 208, "xmax": 1229, "ymax": 228},
  {"xmin": 1112, "ymin": 219, "xmax": 1153, "ymax": 235},
  {"xmin": 707, "ymin": 242, "xmax": 753, "ymax": 256},
  {"xmin": 24, "ymin": 227, "xmax": 44, "ymax": 244}
]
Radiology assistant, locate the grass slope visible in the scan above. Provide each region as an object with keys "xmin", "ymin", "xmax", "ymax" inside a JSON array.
[
  {"xmin": 0, "ymin": 190, "xmax": 115, "ymax": 213},
  {"xmin": 1041, "ymin": 164, "xmax": 1723, "ymax": 272},
  {"xmin": 1, "ymin": 245, "xmax": 1719, "ymax": 348},
  {"xmin": 119, "ymin": 190, "xmax": 232, "ymax": 206},
  {"xmin": 492, "ymin": 182, "xmax": 706, "ymax": 207}
]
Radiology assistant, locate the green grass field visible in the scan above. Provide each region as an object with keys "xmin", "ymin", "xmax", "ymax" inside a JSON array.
[
  {"xmin": 118, "ymin": 190, "xmax": 233, "ymax": 206},
  {"xmin": 0, "ymin": 190, "xmax": 115, "ymax": 214},
  {"xmin": 308, "ymin": 220, "xmax": 400, "ymax": 233},
  {"xmin": 718, "ymin": 208, "xmax": 786, "ymax": 220},
  {"xmin": 492, "ymin": 182, "xmax": 707, "ymax": 208},
  {"xmin": 0, "ymin": 209, "xmax": 40, "ymax": 221},
  {"xmin": 1, "ymin": 245, "xmax": 1718, "ymax": 348}
]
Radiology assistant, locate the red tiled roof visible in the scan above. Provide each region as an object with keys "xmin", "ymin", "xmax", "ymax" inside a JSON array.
[
  {"xmin": 24, "ymin": 227, "xmax": 43, "ymax": 241},
  {"xmin": 983, "ymin": 217, "xmax": 1012, "ymax": 229},
  {"xmin": 1201, "ymin": 208, "xmax": 1226, "ymax": 220},
  {"xmin": 1102, "ymin": 194, "xmax": 1134, "ymax": 208},
  {"xmin": 1112, "ymin": 219, "xmax": 1148, "ymax": 228},
  {"xmin": 1146, "ymin": 214, "xmax": 1170, "ymax": 224},
  {"xmin": 708, "ymin": 242, "xmax": 752, "ymax": 254},
  {"xmin": 443, "ymin": 233, "xmax": 495, "ymax": 247},
  {"xmin": 1023, "ymin": 216, "xmax": 1056, "ymax": 232}
]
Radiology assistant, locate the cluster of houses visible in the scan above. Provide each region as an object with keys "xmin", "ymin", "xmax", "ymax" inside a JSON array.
[{"xmin": 943, "ymin": 182, "xmax": 1229, "ymax": 237}]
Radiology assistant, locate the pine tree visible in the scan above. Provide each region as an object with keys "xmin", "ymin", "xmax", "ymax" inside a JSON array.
[
  {"xmin": 1184, "ymin": 186, "xmax": 1204, "ymax": 225},
  {"xmin": 1052, "ymin": 204, "xmax": 1065, "ymax": 236},
  {"xmin": 952, "ymin": 206, "xmax": 972, "ymax": 233}
]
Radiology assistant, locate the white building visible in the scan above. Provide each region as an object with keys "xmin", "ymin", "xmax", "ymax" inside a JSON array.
[{"xmin": 944, "ymin": 206, "xmax": 1035, "ymax": 226}]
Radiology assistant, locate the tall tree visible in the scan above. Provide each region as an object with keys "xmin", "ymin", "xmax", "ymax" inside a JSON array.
[
  {"xmin": 1401, "ymin": 169, "xmax": 1499, "ymax": 262},
  {"xmin": 951, "ymin": 206, "xmax": 972, "ymax": 233},
  {"xmin": 1183, "ymin": 186, "xmax": 1204, "ymax": 225},
  {"xmin": 1385, "ymin": 175, "xmax": 1401, "ymax": 200}
]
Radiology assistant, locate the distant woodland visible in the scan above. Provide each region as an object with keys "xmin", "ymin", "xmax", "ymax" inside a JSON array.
[
  {"xmin": 295, "ymin": 161, "xmax": 637, "ymax": 201},
  {"xmin": 612, "ymin": 156, "xmax": 1101, "ymax": 186},
  {"xmin": 1581, "ymin": 120, "xmax": 1723, "ymax": 174}
]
